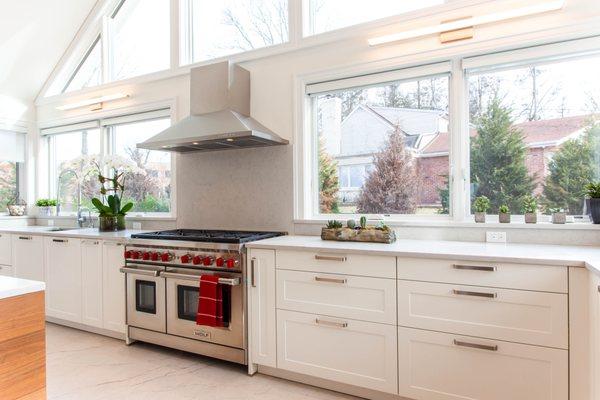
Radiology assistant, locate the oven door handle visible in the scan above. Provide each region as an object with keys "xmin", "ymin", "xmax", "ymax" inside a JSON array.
[
  {"xmin": 162, "ymin": 271, "xmax": 240, "ymax": 286},
  {"xmin": 119, "ymin": 267, "xmax": 161, "ymax": 277}
]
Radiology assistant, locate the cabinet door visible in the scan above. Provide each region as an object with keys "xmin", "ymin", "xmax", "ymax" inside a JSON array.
[
  {"xmin": 12, "ymin": 235, "xmax": 44, "ymax": 281},
  {"xmin": 45, "ymin": 237, "xmax": 82, "ymax": 323},
  {"xmin": 277, "ymin": 310, "xmax": 398, "ymax": 394},
  {"xmin": 398, "ymin": 326, "xmax": 568, "ymax": 400},
  {"xmin": 102, "ymin": 241, "xmax": 126, "ymax": 333},
  {"xmin": 0, "ymin": 264, "xmax": 14, "ymax": 277},
  {"xmin": 0, "ymin": 233, "xmax": 11, "ymax": 265},
  {"xmin": 248, "ymin": 249, "xmax": 277, "ymax": 369},
  {"xmin": 590, "ymin": 273, "xmax": 600, "ymax": 400},
  {"xmin": 81, "ymin": 240, "xmax": 103, "ymax": 328}
]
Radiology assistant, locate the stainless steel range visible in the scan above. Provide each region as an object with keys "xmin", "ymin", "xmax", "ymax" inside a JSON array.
[{"xmin": 121, "ymin": 229, "xmax": 284, "ymax": 364}]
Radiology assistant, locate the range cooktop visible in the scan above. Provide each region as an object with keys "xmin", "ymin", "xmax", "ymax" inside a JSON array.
[{"xmin": 130, "ymin": 229, "xmax": 285, "ymax": 244}]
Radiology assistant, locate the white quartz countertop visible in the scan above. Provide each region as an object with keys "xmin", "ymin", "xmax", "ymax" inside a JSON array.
[
  {"xmin": 0, "ymin": 276, "xmax": 45, "ymax": 300},
  {"xmin": 247, "ymin": 235, "xmax": 600, "ymax": 276},
  {"xmin": 0, "ymin": 226, "xmax": 149, "ymax": 241}
]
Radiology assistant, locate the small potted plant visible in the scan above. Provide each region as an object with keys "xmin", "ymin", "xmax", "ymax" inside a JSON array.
[
  {"xmin": 521, "ymin": 195, "xmax": 538, "ymax": 224},
  {"xmin": 549, "ymin": 207, "xmax": 566, "ymax": 224},
  {"xmin": 498, "ymin": 204, "xmax": 510, "ymax": 223},
  {"xmin": 36, "ymin": 199, "xmax": 58, "ymax": 216},
  {"xmin": 473, "ymin": 196, "xmax": 490, "ymax": 223},
  {"xmin": 585, "ymin": 182, "xmax": 600, "ymax": 224}
]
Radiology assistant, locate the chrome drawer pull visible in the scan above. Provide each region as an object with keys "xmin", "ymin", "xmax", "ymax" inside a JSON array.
[
  {"xmin": 453, "ymin": 264, "xmax": 496, "ymax": 272},
  {"xmin": 315, "ymin": 255, "xmax": 347, "ymax": 262},
  {"xmin": 452, "ymin": 289, "xmax": 497, "ymax": 298},
  {"xmin": 161, "ymin": 271, "xmax": 240, "ymax": 286},
  {"xmin": 453, "ymin": 339, "xmax": 498, "ymax": 352},
  {"xmin": 119, "ymin": 267, "xmax": 161, "ymax": 277},
  {"xmin": 315, "ymin": 276, "xmax": 347, "ymax": 284},
  {"xmin": 315, "ymin": 318, "xmax": 348, "ymax": 328},
  {"xmin": 18, "ymin": 236, "xmax": 32, "ymax": 240},
  {"xmin": 52, "ymin": 239, "xmax": 68, "ymax": 243}
]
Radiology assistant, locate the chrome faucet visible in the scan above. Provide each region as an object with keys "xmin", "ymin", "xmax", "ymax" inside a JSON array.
[{"xmin": 77, "ymin": 207, "xmax": 93, "ymax": 228}]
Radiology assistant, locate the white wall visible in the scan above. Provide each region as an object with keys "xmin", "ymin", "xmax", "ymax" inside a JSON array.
[{"xmin": 34, "ymin": 0, "xmax": 600, "ymax": 242}]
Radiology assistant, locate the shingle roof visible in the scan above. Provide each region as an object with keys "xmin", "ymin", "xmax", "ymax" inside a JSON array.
[{"xmin": 421, "ymin": 115, "xmax": 591, "ymax": 155}]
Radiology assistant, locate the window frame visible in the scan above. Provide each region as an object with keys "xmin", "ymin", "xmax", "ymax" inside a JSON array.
[
  {"xmin": 41, "ymin": 109, "xmax": 176, "ymax": 219},
  {"xmin": 297, "ymin": 36, "xmax": 600, "ymax": 224},
  {"xmin": 303, "ymin": 62, "xmax": 456, "ymax": 221}
]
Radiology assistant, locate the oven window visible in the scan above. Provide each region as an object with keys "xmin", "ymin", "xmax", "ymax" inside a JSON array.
[
  {"xmin": 135, "ymin": 280, "xmax": 157, "ymax": 314},
  {"xmin": 177, "ymin": 284, "xmax": 231, "ymax": 326}
]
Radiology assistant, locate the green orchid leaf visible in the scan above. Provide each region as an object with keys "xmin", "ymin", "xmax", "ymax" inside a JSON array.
[{"xmin": 119, "ymin": 202, "xmax": 134, "ymax": 215}]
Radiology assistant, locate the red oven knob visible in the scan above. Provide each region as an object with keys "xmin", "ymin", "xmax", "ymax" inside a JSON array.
[
  {"xmin": 181, "ymin": 254, "xmax": 191, "ymax": 264},
  {"xmin": 215, "ymin": 257, "xmax": 224, "ymax": 267},
  {"xmin": 124, "ymin": 250, "xmax": 132, "ymax": 259},
  {"xmin": 192, "ymin": 256, "xmax": 202, "ymax": 265},
  {"xmin": 131, "ymin": 251, "xmax": 140, "ymax": 260},
  {"xmin": 161, "ymin": 252, "xmax": 173, "ymax": 262},
  {"xmin": 151, "ymin": 252, "xmax": 159, "ymax": 261},
  {"xmin": 226, "ymin": 258, "xmax": 236, "ymax": 269},
  {"xmin": 203, "ymin": 256, "xmax": 213, "ymax": 266},
  {"xmin": 142, "ymin": 252, "xmax": 150, "ymax": 260}
]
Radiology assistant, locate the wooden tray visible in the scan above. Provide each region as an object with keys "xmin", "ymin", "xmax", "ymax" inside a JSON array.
[{"xmin": 321, "ymin": 227, "xmax": 396, "ymax": 244}]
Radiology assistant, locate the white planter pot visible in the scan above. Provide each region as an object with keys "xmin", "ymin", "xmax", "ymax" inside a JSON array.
[{"xmin": 38, "ymin": 206, "xmax": 57, "ymax": 216}]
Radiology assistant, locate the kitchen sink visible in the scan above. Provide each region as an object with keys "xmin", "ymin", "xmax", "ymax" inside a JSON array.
[{"xmin": 47, "ymin": 227, "xmax": 80, "ymax": 232}]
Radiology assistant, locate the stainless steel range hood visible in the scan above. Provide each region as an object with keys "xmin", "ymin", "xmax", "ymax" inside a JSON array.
[{"xmin": 137, "ymin": 62, "xmax": 288, "ymax": 153}]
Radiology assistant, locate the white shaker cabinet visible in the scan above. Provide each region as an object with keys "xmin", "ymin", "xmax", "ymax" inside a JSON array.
[
  {"xmin": 45, "ymin": 237, "xmax": 82, "ymax": 323},
  {"xmin": 590, "ymin": 272, "xmax": 600, "ymax": 400},
  {"xmin": 81, "ymin": 240, "xmax": 104, "ymax": 328},
  {"xmin": 102, "ymin": 241, "xmax": 126, "ymax": 333},
  {"xmin": 12, "ymin": 234, "xmax": 44, "ymax": 281},
  {"xmin": 0, "ymin": 232, "xmax": 12, "ymax": 265},
  {"xmin": 248, "ymin": 248, "xmax": 277, "ymax": 370}
]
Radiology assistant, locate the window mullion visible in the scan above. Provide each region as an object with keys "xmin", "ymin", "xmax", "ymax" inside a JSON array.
[
  {"xmin": 101, "ymin": 15, "xmax": 111, "ymax": 83},
  {"xmin": 169, "ymin": 0, "xmax": 180, "ymax": 68},
  {"xmin": 449, "ymin": 58, "xmax": 469, "ymax": 222}
]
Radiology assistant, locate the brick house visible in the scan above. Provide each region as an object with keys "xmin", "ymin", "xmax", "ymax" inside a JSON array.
[{"xmin": 419, "ymin": 115, "xmax": 590, "ymax": 205}]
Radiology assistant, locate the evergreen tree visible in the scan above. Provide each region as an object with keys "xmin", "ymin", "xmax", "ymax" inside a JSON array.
[
  {"xmin": 543, "ymin": 121, "xmax": 600, "ymax": 214},
  {"xmin": 357, "ymin": 127, "xmax": 418, "ymax": 214},
  {"xmin": 470, "ymin": 98, "xmax": 535, "ymax": 212},
  {"xmin": 318, "ymin": 138, "xmax": 340, "ymax": 213}
]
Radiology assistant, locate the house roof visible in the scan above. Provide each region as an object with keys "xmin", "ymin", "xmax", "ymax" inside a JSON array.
[
  {"xmin": 363, "ymin": 105, "xmax": 446, "ymax": 136},
  {"xmin": 420, "ymin": 114, "xmax": 591, "ymax": 155}
]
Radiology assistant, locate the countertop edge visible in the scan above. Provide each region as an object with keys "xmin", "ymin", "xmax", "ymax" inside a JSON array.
[{"xmin": 0, "ymin": 278, "xmax": 45, "ymax": 300}]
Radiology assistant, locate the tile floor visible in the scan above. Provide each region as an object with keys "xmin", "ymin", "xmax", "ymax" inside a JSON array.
[{"xmin": 46, "ymin": 323, "xmax": 358, "ymax": 400}]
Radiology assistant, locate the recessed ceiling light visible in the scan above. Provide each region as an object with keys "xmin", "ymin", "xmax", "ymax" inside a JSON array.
[
  {"xmin": 193, "ymin": 142, "xmax": 199, "ymax": 145},
  {"xmin": 226, "ymin": 138, "xmax": 234, "ymax": 142}
]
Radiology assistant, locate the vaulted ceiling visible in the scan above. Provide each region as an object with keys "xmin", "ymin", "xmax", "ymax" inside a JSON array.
[{"xmin": 0, "ymin": 0, "xmax": 97, "ymax": 109}]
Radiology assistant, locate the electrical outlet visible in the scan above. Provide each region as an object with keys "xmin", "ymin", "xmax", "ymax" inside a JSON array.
[
  {"xmin": 486, "ymin": 231, "xmax": 507, "ymax": 243},
  {"xmin": 132, "ymin": 222, "xmax": 142, "ymax": 230},
  {"xmin": 47, "ymin": 219, "xmax": 54, "ymax": 227}
]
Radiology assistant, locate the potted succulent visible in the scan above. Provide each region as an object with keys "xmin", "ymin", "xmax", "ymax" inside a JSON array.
[
  {"xmin": 473, "ymin": 196, "xmax": 490, "ymax": 223},
  {"xmin": 321, "ymin": 216, "xmax": 396, "ymax": 243},
  {"xmin": 521, "ymin": 195, "xmax": 538, "ymax": 224},
  {"xmin": 498, "ymin": 204, "xmax": 510, "ymax": 223},
  {"xmin": 548, "ymin": 207, "xmax": 567, "ymax": 224},
  {"xmin": 585, "ymin": 182, "xmax": 600, "ymax": 224},
  {"xmin": 36, "ymin": 199, "xmax": 58, "ymax": 216}
]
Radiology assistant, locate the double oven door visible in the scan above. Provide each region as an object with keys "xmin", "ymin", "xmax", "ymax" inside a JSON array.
[{"xmin": 121, "ymin": 264, "xmax": 244, "ymax": 349}]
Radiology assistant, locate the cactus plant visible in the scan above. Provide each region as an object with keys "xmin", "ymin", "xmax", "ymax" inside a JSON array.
[
  {"xmin": 359, "ymin": 216, "xmax": 367, "ymax": 229},
  {"xmin": 326, "ymin": 220, "xmax": 343, "ymax": 229},
  {"xmin": 346, "ymin": 219, "xmax": 356, "ymax": 229}
]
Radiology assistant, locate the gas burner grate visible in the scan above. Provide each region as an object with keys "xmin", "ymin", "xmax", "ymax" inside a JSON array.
[{"xmin": 131, "ymin": 229, "xmax": 285, "ymax": 244}]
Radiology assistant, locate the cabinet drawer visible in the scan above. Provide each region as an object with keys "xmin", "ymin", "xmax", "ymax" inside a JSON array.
[
  {"xmin": 277, "ymin": 310, "xmax": 398, "ymax": 394},
  {"xmin": 0, "ymin": 265, "xmax": 13, "ymax": 277},
  {"xmin": 398, "ymin": 327, "xmax": 568, "ymax": 400},
  {"xmin": 277, "ymin": 270, "xmax": 396, "ymax": 324},
  {"xmin": 398, "ymin": 280, "xmax": 568, "ymax": 348},
  {"xmin": 397, "ymin": 257, "xmax": 567, "ymax": 293},
  {"xmin": 0, "ymin": 233, "xmax": 11, "ymax": 265},
  {"xmin": 277, "ymin": 250, "xmax": 395, "ymax": 278}
]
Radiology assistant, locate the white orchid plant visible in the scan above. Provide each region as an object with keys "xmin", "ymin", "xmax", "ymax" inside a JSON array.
[{"xmin": 62, "ymin": 155, "xmax": 145, "ymax": 217}]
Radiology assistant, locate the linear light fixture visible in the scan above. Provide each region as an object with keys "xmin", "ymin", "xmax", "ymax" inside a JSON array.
[
  {"xmin": 56, "ymin": 93, "xmax": 130, "ymax": 111},
  {"xmin": 368, "ymin": 0, "xmax": 565, "ymax": 46}
]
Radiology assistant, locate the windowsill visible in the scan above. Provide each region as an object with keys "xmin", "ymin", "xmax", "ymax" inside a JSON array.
[
  {"xmin": 35, "ymin": 215, "xmax": 176, "ymax": 222},
  {"xmin": 0, "ymin": 215, "xmax": 32, "ymax": 220},
  {"xmin": 294, "ymin": 218, "xmax": 600, "ymax": 230}
]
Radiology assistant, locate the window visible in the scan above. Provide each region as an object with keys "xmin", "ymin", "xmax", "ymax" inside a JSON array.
[
  {"xmin": 309, "ymin": 67, "xmax": 450, "ymax": 216},
  {"xmin": 187, "ymin": 0, "xmax": 288, "ymax": 63},
  {"xmin": 109, "ymin": 118, "xmax": 172, "ymax": 213},
  {"xmin": 63, "ymin": 36, "xmax": 102, "ymax": 94},
  {"xmin": 44, "ymin": 111, "xmax": 172, "ymax": 216},
  {"xmin": 308, "ymin": 0, "xmax": 445, "ymax": 36},
  {"xmin": 47, "ymin": 128, "xmax": 101, "ymax": 213},
  {"xmin": 0, "ymin": 130, "xmax": 25, "ymax": 208},
  {"xmin": 467, "ymin": 54, "xmax": 600, "ymax": 217},
  {"xmin": 110, "ymin": 0, "xmax": 170, "ymax": 81}
]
